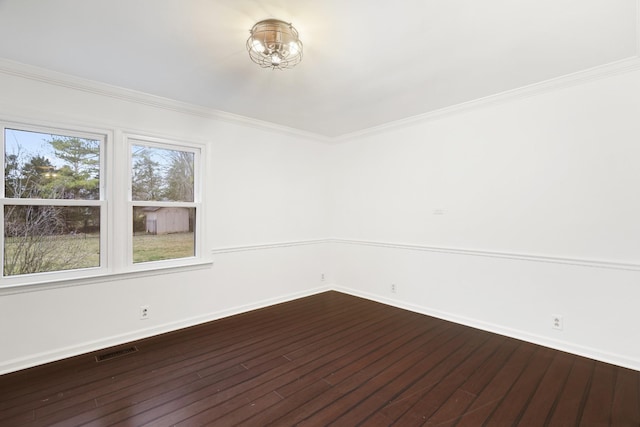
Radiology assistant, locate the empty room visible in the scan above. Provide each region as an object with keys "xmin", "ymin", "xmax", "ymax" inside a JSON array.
[{"xmin": 0, "ymin": 1, "xmax": 639, "ymax": 425}]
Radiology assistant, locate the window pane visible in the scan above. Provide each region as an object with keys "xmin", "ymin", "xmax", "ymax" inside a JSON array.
[
  {"xmin": 132, "ymin": 206, "xmax": 195, "ymax": 263},
  {"xmin": 131, "ymin": 145, "xmax": 194, "ymax": 202},
  {"xmin": 4, "ymin": 129, "xmax": 101, "ymax": 200},
  {"xmin": 4, "ymin": 205, "xmax": 100, "ymax": 276}
]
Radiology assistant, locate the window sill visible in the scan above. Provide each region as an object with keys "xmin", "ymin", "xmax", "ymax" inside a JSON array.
[{"xmin": 0, "ymin": 259, "xmax": 214, "ymax": 296}]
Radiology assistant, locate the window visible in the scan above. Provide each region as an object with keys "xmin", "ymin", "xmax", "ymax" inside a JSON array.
[
  {"xmin": 128, "ymin": 136, "xmax": 201, "ymax": 265},
  {"xmin": 1, "ymin": 122, "xmax": 206, "ymax": 287},
  {"xmin": 2, "ymin": 125, "xmax": 105, "ymax": 278}
]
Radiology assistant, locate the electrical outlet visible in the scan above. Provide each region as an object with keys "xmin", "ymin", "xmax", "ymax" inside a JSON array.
[
  {"xmin": 391, "ymin": 284, "xmax": 397, "ymax": 293},
  {"xmin": 140, "ymin": 305, "xmax": 150, "ymax": 320},
  {"xmin": 552, "ymin": 314, "xmax": 563, "ymax": 330}
]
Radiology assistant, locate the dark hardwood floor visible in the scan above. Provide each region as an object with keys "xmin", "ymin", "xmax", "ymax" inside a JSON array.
[{"xmin": 1, "ymin": 291, "xmax": 638, "ymax": 426}]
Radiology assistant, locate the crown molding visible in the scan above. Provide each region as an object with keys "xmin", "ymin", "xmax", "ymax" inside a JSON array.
[
  {"xmin": 2, "ymin": 54, "xmax": 640, "ymax": 145},
  {"xmin": 334, "ymin": 56, "xmax": 640, "ymax": 143},
  {"xmin": 0, "ymin": 58, "xmax": 333, "ymax": 144}
]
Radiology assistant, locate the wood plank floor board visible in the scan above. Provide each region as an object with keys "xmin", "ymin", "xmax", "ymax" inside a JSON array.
[
  {"xmin": 254, "ymin": 325, "xmax": 456, "ymax": 425},
  {"xmin": 68, "ymin": 351, "xmax": 293, "ymax": 427},
  {"xmin": 136, "ymin": 308, "xmax": 416, "ymax": 426},
  {"xmin": 442, "ymin": 341, "xmax": 538, "ymax": 426},
  {"xmin": 0, "ymin": 292, "xmax": 314, "ymax": 398},
  {"xmin": 95, "ymin": 314, "xmax": 388, "ymax": 427},
  {"xmin": 421, "ymin": 389, "xmax": 478, "ymax": 427},
  {"xmin": 345, "ymin": 330, "xmax": 490, "ymax": 426},
  {"xmin": 482, "ymin": 346, "xmax": 556, "ymax": 426},
  {"xmin": 275, "ymin": 311, "xmax": 422, "ymax": 397},
  {"xmin": 578, "ymin": 362, "xmax": 617, "ymax": 426},
  {"xmin": 321, "ymin": 322, "xmax": 455, "ymax": 389},
  {"xmin": 403, "ymin": 338, "xmax": 520, "ymax": 427},
  {"xmin": 268, "ymin": 326, "xmax": 467, "ymax": 425},
  {"xmin": 516, "ymin": 351, "xmax": 575, "ymax": 426},
  {"xmin": 546, "ymin": 357, "xmax": 596, "ymax": 427},
  {"xmin": 380, "ymin": 333, "xmax": 503, "ymax": 426},
  {"xmin": 309, "ymin": 329, "xmax": 485, "ymax": 426},
  {"xmin": 5, "ymin": 317, "xmax": 297, "ymax": 422},
  {"xmin": 107, "ymin": 303, "xmax": 415, "ymax": 426},
  {"xmin": 150, "ymin": 309, "xmax": 440, "ymax": 426},
  {"xmin": 0, "ymin": 291, "xmax": 338, "ymax": 415},
  {"xmin": 233, "ymin": 319, "xmax": 435, "ymax": 426},
  {"xmin": 191, "ymin": 300, "xmax": 383, "ymax": 377},
  {"xmin": 344, "ymin": 333, "xmax": 490, "ymax": 425},
  {"xmin": 209, "ymin": 379, "xmax": 333, "ymax": 427},
  {"xmin": 0, "ymin": 408, "xmax": 35, "ymax": 426},
  {"xmin": 17, "ymin": 293, "xmax": 378, "ymax": 425},
  {"xmin": 0, "ymin": 291, "xmax": 637, "ymax": 426},
  {"xmin": 32, "ymin": 294, "xmax": 356, "ymax": 427},
  {"xmin": 382, "ymin": 327, "xmax": 487, "ymax": 422},
  {"xmin": 611, "ymin": 366, "xmax": 640, "ymax": 426},
  {"xmin": 419, "ymin": 339, "xmax": 520, "ymax": 427}
]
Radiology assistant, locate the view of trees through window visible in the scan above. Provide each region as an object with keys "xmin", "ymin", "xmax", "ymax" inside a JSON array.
[
  {"xmin": 131, "ymin": 143, "xmax": 196, "ymax": 263},
  {"xmin": 132, "ymin": 145, "xmax": 194, "ymax": 202},
  {"xmin": 1, "ymin": 128, "xmax": 201, "ymax": 278},
  {"xmin": 3, "ymin": 128, "xmax": 102, "ymax": 276}
]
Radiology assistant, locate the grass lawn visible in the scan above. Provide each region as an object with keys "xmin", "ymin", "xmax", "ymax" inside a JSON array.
[
  {"xmin": 133, "ymin": 232, "xmax": 194, "ymax": 263},
  {"xmin": 4, "ymin": 232, "xmax": 194, "ymax": 275}
]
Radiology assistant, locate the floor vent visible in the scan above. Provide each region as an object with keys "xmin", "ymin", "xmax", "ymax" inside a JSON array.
[{"xmin": 95, "ymin": 346, "xmax": 138, "ymax": 362}]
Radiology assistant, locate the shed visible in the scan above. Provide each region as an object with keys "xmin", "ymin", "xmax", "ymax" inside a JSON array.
[{"xmin": 142, "ymin": 207, "xmax": 189, "ymax": 235}]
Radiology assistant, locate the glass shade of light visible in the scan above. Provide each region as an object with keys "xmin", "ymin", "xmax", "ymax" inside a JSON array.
[{"xmin": 247, "ymin": 19, "xmax": 303, "ymax": 70}]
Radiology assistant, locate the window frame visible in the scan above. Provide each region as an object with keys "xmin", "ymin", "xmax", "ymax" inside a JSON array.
[
  {"xmin": 0, "ymin": 120, "xmax": 209, "ymax": 291},
  {"xmin": 125, "ymin": 133, "xmax": 204, "ymax": 270},
  {"xmin": 0, "ymin": 121, "xmax": 109, "ymax": 285}
]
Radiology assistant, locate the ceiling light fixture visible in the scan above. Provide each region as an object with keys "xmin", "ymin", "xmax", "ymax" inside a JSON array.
[{"xmin": 247, "ymin": 19, "xmax": 303, "ymax": 70}]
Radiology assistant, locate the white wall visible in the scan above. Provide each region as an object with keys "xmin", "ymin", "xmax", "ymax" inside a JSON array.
[
  {"xmin": 329, "ymin": 68, "xmax": 640, "ymax": 370},
  {"xmin": 0, "ymin": 66, "xmax": 332, "ymax": 374},
  {"xmin": 2, "ymin": 62, "xmax": 640, "ymax": 374}
]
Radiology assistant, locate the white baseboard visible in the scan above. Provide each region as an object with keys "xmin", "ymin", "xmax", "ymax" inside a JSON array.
[
  {"xmin": 333, "ymin": 285, "xmax": 640, "ymax": 372},
  {"xmin": 0, "ymin": 285, "xmax": 331, "ymax": 375},
  {"xmin": 4, "ymin": 283, "xmax": 637, "ymax": 375}
]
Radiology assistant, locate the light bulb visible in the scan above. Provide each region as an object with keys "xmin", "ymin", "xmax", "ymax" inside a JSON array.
[
  {"xmin": 289, "ymin": 42, "xmax": 299, "ymax": 56},
  {"xmin": 251, "ymin": 39, "xmax": 264, "ymax": 53},
  {"xmin": 271, "ymin": 54, "xmax": 282, "ymax": 65}
]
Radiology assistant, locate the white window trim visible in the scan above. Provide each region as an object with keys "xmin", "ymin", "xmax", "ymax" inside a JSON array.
[
  {"xmin": 1, "ymin": 121, "xmax": 110, "ymax": 286},
  {"xmin": 125, "ymin": 133, "xmax": 204, "ymax": 271},
  {"xmin": 0, "ymin": 121, "xmax": 210, "ymax": 291}
]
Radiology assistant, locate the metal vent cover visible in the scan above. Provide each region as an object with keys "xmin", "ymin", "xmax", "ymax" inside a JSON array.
[{"xmin": 95, "ymin": 346, "xmax": 138, "ymax": 362}]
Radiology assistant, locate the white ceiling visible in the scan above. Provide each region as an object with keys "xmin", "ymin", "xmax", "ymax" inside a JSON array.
[{"xmin": 0, "ymin": 0, "xmax": 637, "ymax": 137}]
